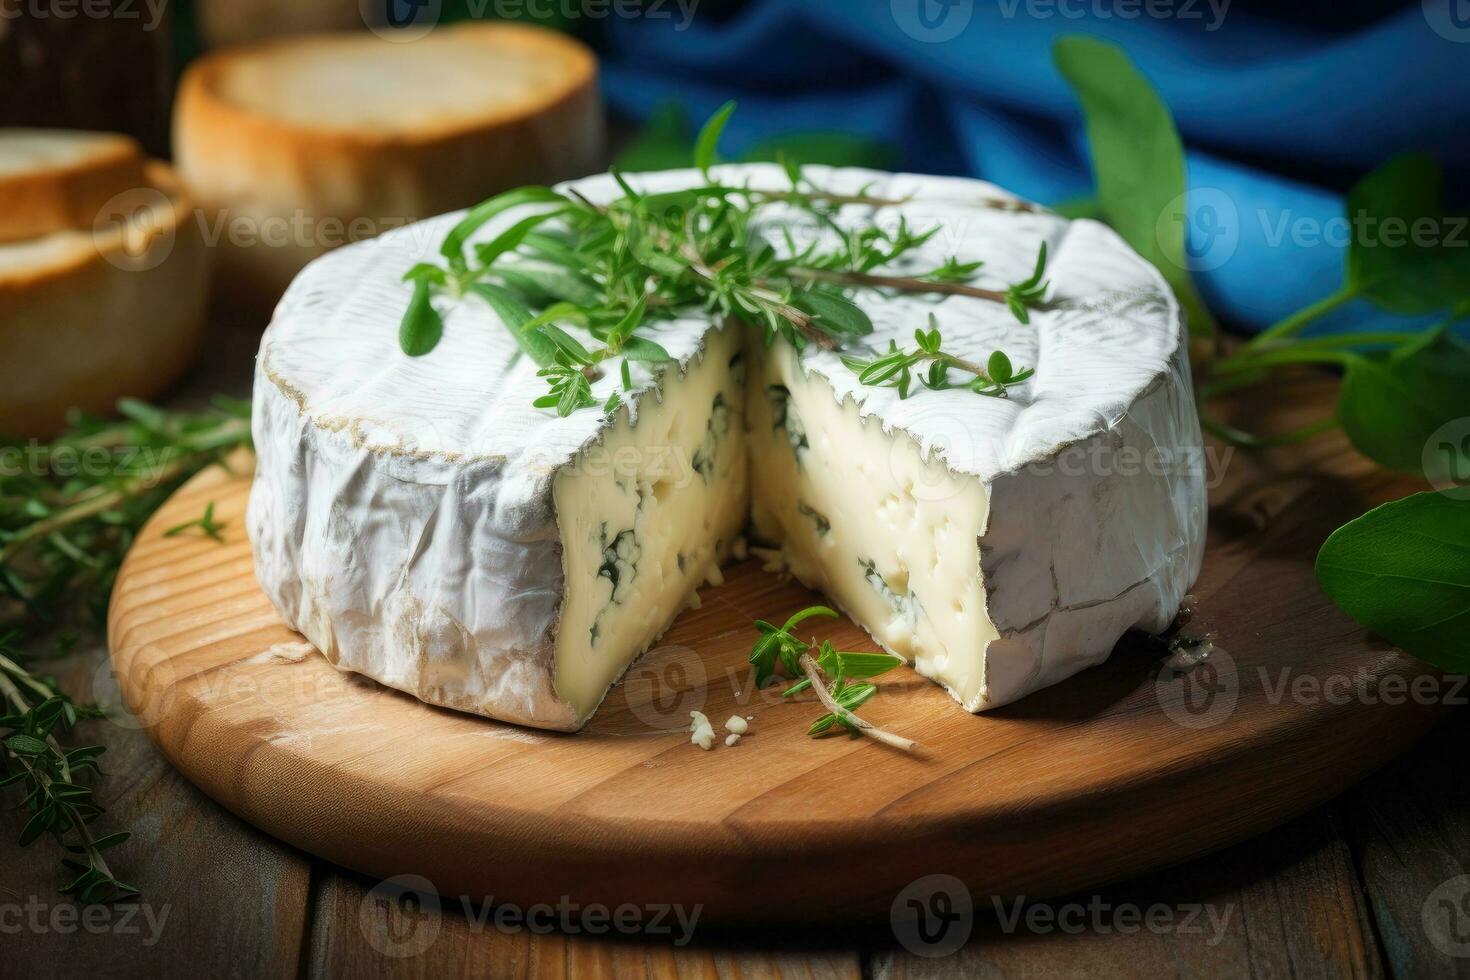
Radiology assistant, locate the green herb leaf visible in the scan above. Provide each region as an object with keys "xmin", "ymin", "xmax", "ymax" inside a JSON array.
[
  {"xmin": 163, "ymin": 501, "xmax": 226, "ymax": 543},
  {"xmin": 468, "ymin": 283, "xmax": 557, "ymax": 367},
  {"xmin": 1338, "ymin": 326, "xmax": 1470, "ymax": 474},
  {"xmin": 1316, "ymin": 493, "xmax": 1470, "ymax": 671},
  {"xmin": 441, "ymin": 186, "xmax": 569, "ymax": 269},
  {"xmin": 792, "ymin": 289, "xmax": 874, "ymax": 338},
  {"xmin": 399, "ymin": 279, "xmax": 444, "ymax": 357},
  {"xmin": 1346, "ymin": 155, "xmax": 1470, "ymax": 314},
  {"xmin": 694, "ymin": 100, "xmax": 737, "ymax": 174},
  {"xmin": 1054, "ymin": 35, "xmax": 1216, "ymax": 338}
]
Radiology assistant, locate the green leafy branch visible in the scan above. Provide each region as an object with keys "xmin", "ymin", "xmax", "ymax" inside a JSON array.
[
  {"xmin": 1, "ymin": 398, "xmax": 253, "ymax": 635},
  {"xmin": 842, "ymin": 315, "xmax": 1036, "ymax": 399},
  {"xmin": 1056, "ymin": 35, "xmax": 1470, "ymax": 673},
  {"xmin": 747, "ymin": 605, "xmax": 915, "ymax": 751},
  {"xmin": 399, "ymin": 103, "xmax": 1052, "ymax": 417},
  {"xmin": 0, "ymin": 632, "xmax": 134, "ymax": 903}
]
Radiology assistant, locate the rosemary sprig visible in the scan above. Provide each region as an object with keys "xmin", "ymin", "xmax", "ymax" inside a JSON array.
[
  {"xmin": 0, "ymin": 398, "xmax": 252, "ymax": 634},
  {"xmin": 841, "ymin": 315, "xmax": 1036, "ymax": 399},
  {"xmin": 0, "ymin": 399, "xmax": 251, "ymax": 902},
  {"xmin": 747, "ymin": 605, "xmax": 914, "ymax": 750},
  {"xmin": 399, "ymin": 104, "xmax": 1049, "ymax": 416},
  {"xmin": 0, "ymin": 632, "xmax": 135, "ymax": 903}
]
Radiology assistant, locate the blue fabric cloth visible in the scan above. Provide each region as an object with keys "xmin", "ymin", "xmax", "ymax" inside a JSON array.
[{"xmin": 599, "ymin": 0, "xmax": 1470, "ymax": 335}]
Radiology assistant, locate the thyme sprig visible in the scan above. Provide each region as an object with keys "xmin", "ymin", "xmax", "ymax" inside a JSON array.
[
  {"xmin": 163, "ymin": 501, "xmax": 225, "ymax": 543},
  {"xmin": 841, "ymin": 315, "xmax": 1036, "ymax": 399},
  {"xmin": 399, "ymin": 104, "xmax": 1049, "ymax": 416},
  {"xmin": 0, "ymin": 632, "xmax": 135, "ymax": 903},
  {"xmin": 747, "ymin": 605, "xmax": 914, "ymax": 750}
]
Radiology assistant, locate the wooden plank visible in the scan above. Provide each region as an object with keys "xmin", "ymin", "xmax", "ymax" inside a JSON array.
[
  {"xmin": 871, "ymin": 807, "xmax": 1382, "ymax": 979},
  {"xmin": 1342, "ymin": 707, "xmax": 1470, "ymax": 978},
  {"xmin": 2, "ymin": 644, "xmax": 312, "ymax": 978},
  {"xmin": 307, "ymin": 869, "xmax": 862, "ymax": 979}
]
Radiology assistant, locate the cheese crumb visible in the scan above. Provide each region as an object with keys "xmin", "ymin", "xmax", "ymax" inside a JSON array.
[
  {"xmin": 725, "ymin": 715, "xmax": 748, "ymax": 735},
  {"xmin": 689, "ymin": 710, "xmax": 715, "ymax": 750},
  {"xmin": 725, "ymin": 733, "xmax": 741, "ymax": 747}
]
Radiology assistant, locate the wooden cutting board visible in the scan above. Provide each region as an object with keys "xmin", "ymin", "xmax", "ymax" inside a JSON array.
[{"xmin": 106, "ymin": 380, "xmax": 1451, "ymax": 922}]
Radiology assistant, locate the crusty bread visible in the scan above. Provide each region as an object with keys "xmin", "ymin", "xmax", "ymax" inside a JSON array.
[
  {"xmin": 0, "ymin": 161, "xmax": 210, "ymax": 437},
  {"xmin": 173, "ymin": 23, "xmax": 604, "ymax": 312},
  {"xmin": 0, "ymin": 130, "xmax": 148, "ymax": 243}
]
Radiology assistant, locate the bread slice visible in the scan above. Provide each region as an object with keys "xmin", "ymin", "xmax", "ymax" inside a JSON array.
[
  {"xmin": 0, "ymin": 161, "xmax": 210, "ymax": 437},
  {"xmin": 0, "ymin": 130, "xmax": 148, "ymax": 243},
  {"xmin": 173, "ymin": 22, "xmax": 604, "ymax": 312}
]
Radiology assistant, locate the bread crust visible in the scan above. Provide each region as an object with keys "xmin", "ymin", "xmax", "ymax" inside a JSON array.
[
  {"xmin": 0, "ymin": 161, "xmax": 210, "ymax": 438},
  {"xmin": 0, "ymin": 131, "xmax": 148, "ymax": 244},
  {"xmin": 173, "ymin": 23, "xmax": 604, "ymax": 312}
]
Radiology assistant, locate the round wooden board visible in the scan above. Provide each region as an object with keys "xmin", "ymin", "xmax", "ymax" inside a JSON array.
[{"xmin": 107, "ymin": 388, "xmax": 1450, "ymax": 923}]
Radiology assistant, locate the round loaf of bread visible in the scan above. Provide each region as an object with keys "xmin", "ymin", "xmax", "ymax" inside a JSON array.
[
  {"xmin": 0, "ymin": 130, "xmax": 148, "ymax": 244},
  {"xmin": 173, "ymin": 22, "xmax": 604, "ymax": 313},
  {"xmin": 0, "ymin": 161, "xmax": 210, "ymax": 437}
]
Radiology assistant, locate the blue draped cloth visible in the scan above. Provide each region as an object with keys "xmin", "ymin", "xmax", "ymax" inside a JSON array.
[{"xmin": 599, "ymin": 0, "xmax": 1470, "ymax": 335}]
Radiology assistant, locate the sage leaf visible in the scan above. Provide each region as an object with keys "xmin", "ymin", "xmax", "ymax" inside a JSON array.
[
  {"xmin": 1316, "ymin": 492, "xmax": 1470, "ymax": 671},
  {"xmin": 1346, "ymin": 155, "xmax": 1470, "ymax": 314},
  {"xmin": 1054, "ymin": 35, "xmax": 1216, "ymax": 338},
  {"xmin": 1338, "ymin": 326, "xmax": 1470, "ymax": 474}
]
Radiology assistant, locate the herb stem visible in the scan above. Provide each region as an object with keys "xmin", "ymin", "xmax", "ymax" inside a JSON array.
[
  {"xmin": 1245, "ymin": 285, "xmax": 1357, "ymax": 349},
  {"xmin": 798, "ymin": 654, "xmax": 918, "ymax": 753},
  {"xmin": 0, "ymin": 453, "xmax": 200, "ymax": 569},
  {"xmin": 789, "ymin": 266, "xmax": 1013, "ymax": 306},
  {"xmin": 1200, "ymin": 414, "xmax": 1340, "ymax": 449}
]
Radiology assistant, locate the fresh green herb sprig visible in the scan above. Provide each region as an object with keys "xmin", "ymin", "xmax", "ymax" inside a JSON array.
[
  {"xmin": 399, "ymin": 103, "xmax": 1051, "ymax": 417},
  {"xmin": 842, "ymin": 315, "xmax": 1036, "ymax": 399},
  {"xmin": 0, "ymin": 632, "xmax": 134, "ymax": 903},
  {"xmin": 0, "ymin": 398, "xmax": 252, "ymax": 636},
  {"xmin": 163, "ymin": 501, "xmax": 226, "ymax": 543},
  {"xmin": 748, "ymin": 605, "xmax": 914, "ymax": 749},
  {"xmin": 1057, "ymin": 34, "xmax": 1470, "ymax": 672}
]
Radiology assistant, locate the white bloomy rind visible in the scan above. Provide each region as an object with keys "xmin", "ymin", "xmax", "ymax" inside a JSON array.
[{"xmin": 248, "ymin": 165, "xmax": 1205, "ymax": 730}]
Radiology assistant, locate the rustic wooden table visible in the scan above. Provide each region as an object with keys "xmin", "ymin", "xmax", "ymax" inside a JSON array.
[{"xmin": 7, "ymin": 317, "xmax": 1470, "ymax": 980}]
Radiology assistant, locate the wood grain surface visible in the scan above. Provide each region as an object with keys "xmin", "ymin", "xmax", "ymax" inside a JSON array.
[{"xmin": 105, "ymin": 381, "xmax": 1452, "ymax": 924}]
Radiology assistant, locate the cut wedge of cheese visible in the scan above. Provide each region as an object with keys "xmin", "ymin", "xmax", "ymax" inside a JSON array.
[
  {"xmin": 0, "ymin": 161, "xmax": 209, "ymax": 437},
  {"xmin": 249, "ymin": 165, "xmax": 1206, "ymax": 730},
  {"xmin": 0, "ymin": 129, "xmax": 147, "ymax": 243},
  {"xmin": 174, "ymin": 23, "xmax": 603, "ymax": 312}
]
